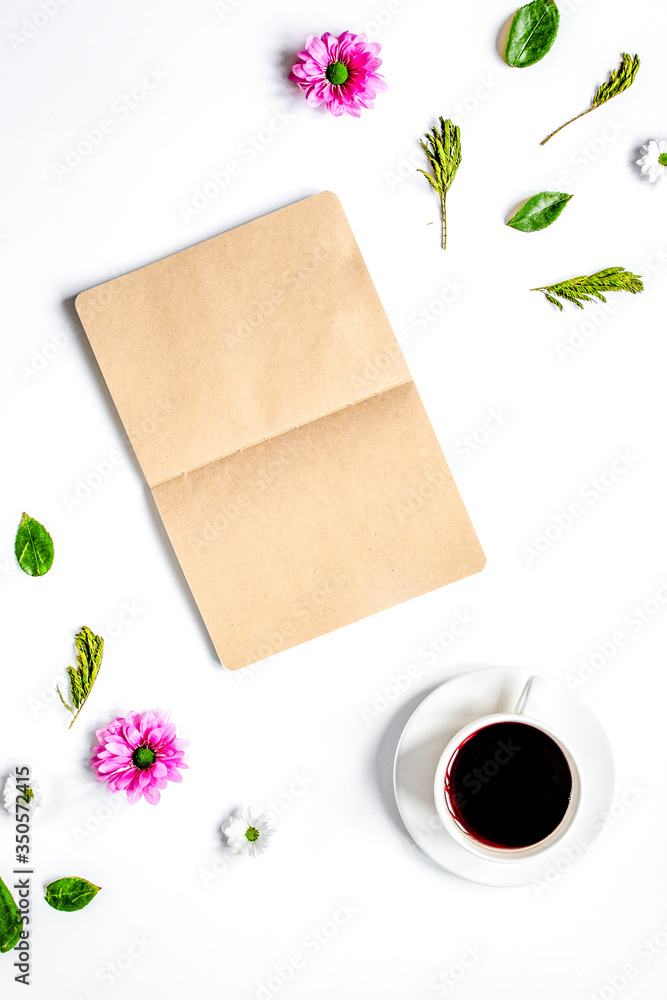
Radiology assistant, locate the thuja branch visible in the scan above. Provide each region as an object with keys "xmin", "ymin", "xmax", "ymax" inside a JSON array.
[
  {"xmin": 56, "ymin": 626, "xmax": 105, "ymax": 729},
  {"xmin": 418, "ymin": 117, "xmax": 461, "ymax": 249},
  {"xmin": 531, "ymin": 267, "xmax": 644, "ymax": 310},
  {"xmin": 541, "ymin": 53, "xmax": 640, "ymax": 145}
]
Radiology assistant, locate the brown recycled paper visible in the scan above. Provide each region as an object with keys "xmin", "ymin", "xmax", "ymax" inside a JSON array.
[{"xmin": 75, "ymin": 192, "xmax": 485, "ymax": 669}]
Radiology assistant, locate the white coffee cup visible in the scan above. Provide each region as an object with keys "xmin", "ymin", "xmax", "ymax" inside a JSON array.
[{"xmin": 433, "ymin": 677, "xmax": 581, "ymax": 863}]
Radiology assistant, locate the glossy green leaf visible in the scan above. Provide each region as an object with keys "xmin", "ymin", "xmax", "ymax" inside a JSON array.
[
  {"xmin": 0, "ymin": 876, "xmax": 22, "ymax": 953},
  {"xmin": 505, "ymin": 0, "xmax": 560, "ymax": 68},
  {"xmin": 507, "ymin": 191, "xmax": 572, "ymax": 232},
  {"xmin": 44, "ymin": 877, "xmax": 101, "ymax": 912},
  {"xmin": 14, "ymin": 513, "xmax": 54, "ymax": 577}
]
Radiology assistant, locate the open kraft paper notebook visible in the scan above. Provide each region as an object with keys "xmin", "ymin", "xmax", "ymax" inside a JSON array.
[{"xmin": 76, "ymin": 192, "xmax": 485, "ymax": 669}]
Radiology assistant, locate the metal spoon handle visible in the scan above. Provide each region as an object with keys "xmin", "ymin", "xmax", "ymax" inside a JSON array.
[{"xmin": 513, "ymin": 676, "xmax": 534, "ymax": 716}]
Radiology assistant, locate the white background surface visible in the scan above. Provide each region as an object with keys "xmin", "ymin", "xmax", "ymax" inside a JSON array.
[{"xmin": 2, "ymin": 0, "xmax": 667, "ymax": 997}]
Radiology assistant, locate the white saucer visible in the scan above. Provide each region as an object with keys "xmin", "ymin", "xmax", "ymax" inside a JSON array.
[{"xmin": 393, "ymin": 667, "xmax": 615, "ymax": 887}]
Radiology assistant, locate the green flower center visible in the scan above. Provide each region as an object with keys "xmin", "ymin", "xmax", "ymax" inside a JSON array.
[
  {"xmin": 23, "ymin": 787, "xmax": 34, "ymax": 803},
  {"xmin": 245, "ymin": 826, "xmax": 260, "ymax": 842},
  {"xmin": 132, "ymin": 745, "xmax": 156, "ymax": 770},
  {"xmin": 326, "ymin": 61, "xmax": 349, "ymax": 86},
  {"xmin": 659, "ymin": 153, "xmax": 667, "ymax": 167}
]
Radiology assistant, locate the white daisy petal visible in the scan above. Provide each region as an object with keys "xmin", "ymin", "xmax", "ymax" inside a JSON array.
[
  {"xmin": 3, "ymin": 773, "xmax": 42, "ymax": 814},
  {"xmin": 221, "ymin": 806, "xmax": 275, "ymax": 857},
  {"xmin": 637, "ymin": 138, "xmax": 667, "ymax": 184}
]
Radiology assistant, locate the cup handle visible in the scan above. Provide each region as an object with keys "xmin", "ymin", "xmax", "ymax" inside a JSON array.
[{"xmin": 513, "ymin": 676, "xmax": 534, "ymax": 715}]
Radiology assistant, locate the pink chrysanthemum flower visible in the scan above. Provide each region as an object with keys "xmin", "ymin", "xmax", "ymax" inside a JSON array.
[
  {"xmin": 91, "ymin": 710, "xmax": 188, "ymax": 805},
  {"xmin": 290, "ymin": 31, "xmax": 387, "ymax": 118}
]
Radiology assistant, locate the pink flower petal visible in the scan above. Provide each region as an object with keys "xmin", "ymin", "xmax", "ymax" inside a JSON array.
[
  {"xmin": 95, "ymin": 759, "xmax": 124, "ymax": 774},
  {"xmin": 291, "ymin": 31, "xmax": 386, "ymax": 117},
  {"xmin": 104, "ymin": 742, "xmax": 133, "ymax": 756},
  {"xmin": 90, "ymin": 710, "xmax": 188, "ymax": 805},
  {"xmin": 305, "ymin": 35, "xmax": 328, "ymax": 64},
  {"xmin": 114, "ymin": 770, "xmax": 136, "ymax": 790}
]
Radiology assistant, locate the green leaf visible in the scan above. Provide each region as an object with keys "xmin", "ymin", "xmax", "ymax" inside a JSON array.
[
  {"xmin": 0, "ymin": 876, "xmax": 22, "ymax": 953},
  {"xmin": 505, "ymin": 0, "xmax": 560, "ymax": 68},
  {"xmin": 44, "ymin": 877, "xmax": 101, "ymax": 912},
  {"xmin": 507, "ymin": 191, "xmax": 572, "ymax": 232},
  {"xmin": 14, "ymin": 513, "xmax": 54, "ymax": 577}
]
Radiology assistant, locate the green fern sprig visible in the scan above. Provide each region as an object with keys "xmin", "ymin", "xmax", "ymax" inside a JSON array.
[
  {"xmin": 418, "ymin": 117, "xmax": 461, "ymax": 249},
  {"xmin": 541, "ymin": 53, "xmax": 640, "ymax": 144},
  {"xmin": 56, "ymin": 626, "xmax": 104, "ymax": 729},
  {"xmin": 531, "ymin": 267, "xmax": 644, "ymax": 311}
]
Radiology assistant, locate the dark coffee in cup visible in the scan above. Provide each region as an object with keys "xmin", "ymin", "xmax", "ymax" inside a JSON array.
[{"xmin": 444, "ymin": 721, "xmax": 573, "ymax": 849}]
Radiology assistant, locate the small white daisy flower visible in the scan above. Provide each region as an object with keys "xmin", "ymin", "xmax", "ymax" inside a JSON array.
[
  {"xmin": 636, "ymin": 139, "xmax": 667, "ymax": 183},
  {"xmin": 3, "ymin": 773, "xmax": 42, "ymax": 815},
  {"xmin": 222, "ymin": 807, "xmax": 275, "ymax": 858}
]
